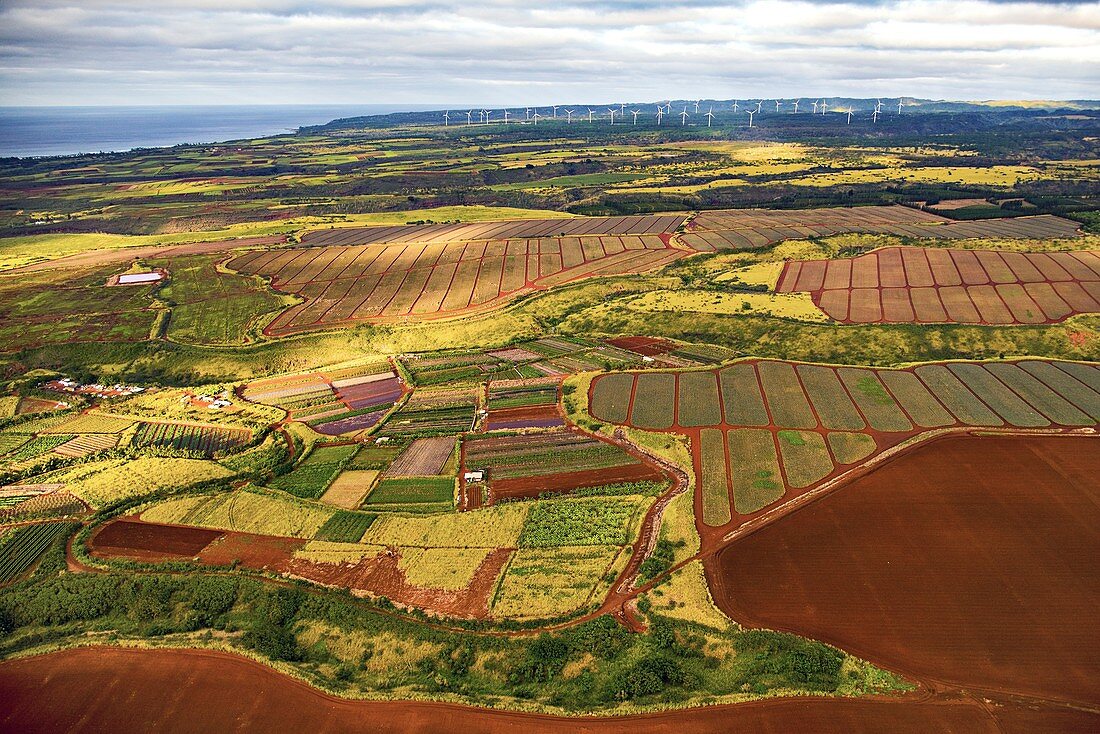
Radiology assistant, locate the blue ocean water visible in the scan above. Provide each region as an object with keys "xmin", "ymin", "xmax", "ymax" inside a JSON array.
[{"xmin": 0, "ymin": 104, "xmax": 437, "ymax": 158}]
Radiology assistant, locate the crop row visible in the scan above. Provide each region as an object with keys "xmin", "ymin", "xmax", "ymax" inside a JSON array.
[
  {"xmin": 0, "ymin": 522, "xmax": 76, "ymax": 583},
  {"xmin": 133, "ymin": 422, "xmax": 251, "ymax": 456}
]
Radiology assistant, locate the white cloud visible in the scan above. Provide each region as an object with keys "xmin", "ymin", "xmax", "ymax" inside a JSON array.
[{"xmin": 0, "ymin": 0, "xmax": 1097, "ymax": 105}]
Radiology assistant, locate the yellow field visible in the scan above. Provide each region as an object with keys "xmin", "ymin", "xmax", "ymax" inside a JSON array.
[
  {"xmin": 142, "ymin": 489, "xmax": 333, "ymax": 538},
  {"xmin": 107, "ymin": 387, "xmax": 282, "ymax": 428},
  {"xmin": 294, "ymin": 540, "xmax": 386, "ymax": 564},
  {"xmin": 623, "ymin": 290, "xmax": 830, "ymax": 322},
  {"xmin": 361, "ymin": 503, "xmax": 529, "ymax": 547},
  {"xmin": 40, "ymin": 413, "xmax": 136, "ymax": 434},
  {"xmin": 643, "ymin": 560, "xmax": 731, "ymax": 630},
  {"xmin": 399, "ymin": 547, "xmax": 496, "ymax": 589},
  {"xmin": 491, "ymin": 545, "xmax": 620, "ymax": 619},
  {"xmin": 56, "ymin": 457, "xmax": 233, "ymax": 508},
  {"xmin": 320, "ymin": 469, "xmax": 379, "ymax": 508}
]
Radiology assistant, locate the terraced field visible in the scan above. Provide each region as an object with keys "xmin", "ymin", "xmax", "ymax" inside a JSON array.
[
  {"xmin": 590, "ymin": 359, "xmax": 1100, "ymax": 533},
  {"xmin": 776, "ymin": 246, "xmax": 1100, "ymax": 324},
  {"xmin": 681, "ymin": 205, "xmax": 1081, "ymax": 251},
  {"xmin": 227, "ymin": 216, "xmax": 686, "ymax": 334}
]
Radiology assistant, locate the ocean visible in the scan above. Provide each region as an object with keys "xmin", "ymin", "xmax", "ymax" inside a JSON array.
[{"xmin": 0, "ymin": 104, "xmax": 438, "ymax": 158}]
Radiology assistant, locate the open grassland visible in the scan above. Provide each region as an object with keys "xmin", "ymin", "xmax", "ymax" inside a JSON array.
[
  {"xmin": 398, "ymin": 546, "xmax": 496, "ymax": 590},
  {"xmin": 48, "ymin": 457, "xmax": 234, "ymax": 508},
  {"xmin": 590, "ymin": 358, "xmax": 1100, "ymax": 531},
  {"xmin": 361, "ymin": 502, "xmax": 529, "ymax": 548}
]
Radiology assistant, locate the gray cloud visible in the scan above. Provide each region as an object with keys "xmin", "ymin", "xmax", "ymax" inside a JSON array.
[{"xmin": 0, "ymin": 0, "xmax": 1097, "ymax": 105}]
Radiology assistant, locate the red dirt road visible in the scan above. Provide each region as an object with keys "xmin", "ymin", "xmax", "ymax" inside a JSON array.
[
  {"xmin": 708, "ymin": 435, "xmax": 1100, "ymax": 709},
  {"xmin": 6, "ymin": 647, "xmax": 1079, "ymax": 734}
]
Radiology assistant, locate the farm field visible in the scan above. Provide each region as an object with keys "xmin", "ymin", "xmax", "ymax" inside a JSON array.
[
  {"xmin": 589, "ymin": 358, "xmax": 1100, "ymax": 535},
  {"xmin": 709, "ymin": 435, "xmax": 1100, "ymax": 707},
  {"xmin": 680, "ymin": 205, "xmax": 1082, "ymax": 251},
  {"xmin": 777, "ymin": 246, "xmax": 1100, "ymax": 324},
  {"xmin": 228, "ymin": 221, "xmax": 686, "ymax": 334},
  {"xmin": 463, "ymin": 428, "xmax": 662, "ymax": 501}
]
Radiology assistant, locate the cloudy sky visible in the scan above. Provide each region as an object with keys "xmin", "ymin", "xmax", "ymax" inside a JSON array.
[{"xmin": 1, "ymin": 0, "xmax": 1097, "ymax": 106}]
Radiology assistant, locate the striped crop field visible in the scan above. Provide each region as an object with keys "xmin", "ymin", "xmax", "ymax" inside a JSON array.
[
  {"xmin": 132, "ymin": 422, "xmax": 251, "ymax": 456},
  {"xmin": 776, "ymin": 246, "xmax": 1100, "ymax": 325},
  {"xmin": 226, "ymin": 214, "xmax": 687, "ymax": 335},
  {"xmin": 589, "ymin": 358, "xmax": 1100, "ymax": 532},
  {"xmin": 682, "ymin": 205, "xmax": 1081, "ymax": 252}
]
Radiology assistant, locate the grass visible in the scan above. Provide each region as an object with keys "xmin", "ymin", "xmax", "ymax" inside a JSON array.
[
  {"xmin": 625, "ymin": 290, "xmax": 829, "ymax": 323},
  {"xmin": 629, "ymin": 373, "xmax": 676, "ymax": 429},
  {"xmin": 776, "ymin": 430, "xmax": 834, "ymax": 489},
  {"xmin": 398, "ymin": 547, "xmax": 495, "ymax": 590},
  {"xmin": 519, "ymin": 496, "xmax": 643, "ymax": 548},
  {"xmin": 361, "ymin": 502, "xmax": 529, "ymax": 548},
  {"xmin": 491, "ymin": 545, "xmax": 620, "ymax": 619},
  {"xmin": 270, "ymin": 444, "xmax": 358, "ymax": 499},
  {"xmin": 365, "ymin": 477, "xmax": 454, "ymax": 505},
  {"xmin": 314, "ymin": 510, "xmax": 377, "ymax": 543},
  {"xmin": 826, "ymin": 431, "xmax": 877, "ymax": 465},
  {"xmin": 588, "ymin": 373, "xmax": 634, "ymax": 424},
  {"xmin": 57, "ymin": 457, "xmax": 233, "ymax": 508},
  {"xmin": 642, "ymin": 560, "xmax": 731, "ymax": 630},
  {"xmin": 142, "ymin": 489, "xmax": 334, "ymax": 539}
]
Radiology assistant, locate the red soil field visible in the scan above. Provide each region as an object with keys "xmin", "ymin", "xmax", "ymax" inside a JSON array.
[
  {"xmin": 89, "ymin": 519, "xmax": 222, "ymax": 559},
  {"xmin": 682, "ymin": 206, "xmax": 1081, "ymax": 251},
  {"xmin": 776, "ymin": 246, "xmax": 1100, "ymax": 324},
  {"xmin": 485, "ymin": 404, "xmax": 564, "ymax": 430},
  {"xmin": 606, "ymin": 336, "xmax": 677, "ymax": 356},
  {"xmin": 5, "ymin": 647, "xmax": 1093, "ymax": 734},
  {"xmin": 708, "ymin": 435, "xmax": 1100, "ymax": 709},
  {"xmin": 491, "ymin": 462, "xmax": 663, "ymax": 500},
  {"xmin": 227, "ymin": 229, "xmax": 687, "ymax": 335}
]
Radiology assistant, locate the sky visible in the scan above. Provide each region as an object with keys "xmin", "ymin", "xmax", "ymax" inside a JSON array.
[{"xmin": 1, "ymin": 0, "xmax": 1098, "ymax": 106}]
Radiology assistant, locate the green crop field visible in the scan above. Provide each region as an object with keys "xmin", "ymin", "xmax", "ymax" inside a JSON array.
[
  {"xmin": 365, "ymin": 477, "xmax": 454, "ymax": 505},
  {"xmin": 0, "ymin": 522, "xmax": 77, "ymax": 583}
]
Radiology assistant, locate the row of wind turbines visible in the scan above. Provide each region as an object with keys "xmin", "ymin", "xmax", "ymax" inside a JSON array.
[{"xmin": 442, "ymin": 99, "xmax": 906, "ymax": 128}]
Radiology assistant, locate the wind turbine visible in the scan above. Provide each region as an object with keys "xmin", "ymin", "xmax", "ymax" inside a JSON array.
[
  {"xmin": 466, "ymin": 110, "xmax": 473, "ymax": 125},
  {"xmin": 732, "ymin": 100, "xmax": 739, "ymax": 113},
  {"xmin": 631, "ymin": 109, "xmax": 640, "ymax": 124},
  {"xmin": 607, "ymin": 108, "xmax": 616, "ymax": 124},
  {"xmin": 812, "ymin": 100, "xmax": 819, "ymax": 114},
  {"xmin": 478, "ymin": 109, "xmax": 485, "ymax": 123},
  {"xmin": 875, "ymin": 99, "xmax": 883, "ymax": 114},
  {"xmin": 775, "ymin": 99, "xmax": 781, "ymax": 112},
  {"xmin": 821, "ymin": 100, "xmax": 829, "ymax": 114},
  {"xmin": 532, "ymin": 110, "xmax": 541, "ymax": 125},
  {"xmin": 620, "ymin": 102, "xmax": 627, "ymax": 116},
  {"xmin": 656, "ymin": 107, "xmax": 664, "ymax": 125},
  {"xmin": 680, "ymin": 107, "xmax": 689, "ymax": 125},
  {"xmin": 846, "ymin": 107, "xmax": 853, "ymax": 124},
  {"xmin": 587, "ymin": 108, "xmax": 595, "ymax": 122},
  {"xmin": 694, "ymin": 100, "xmax": 700, "ymax": 113},
  {"xmin": 503, "ymin": 109, "xmax": 511, "ymax": 123},
  {"xmin": 443, "ymin": 111, "xmax": 450, "ymax": 126},
  {"xmin": 897, "ymin": 100, "xmax": 904, "ymax": 114},
  {"xmin": 755, "ymin": 100, "xmax": 763, "ymax": 113},
  {"xmin": 793, "ymin": 99, "xmax": 800, "ymax": 113},
  {"xmin": 872, "ymin": 109, "xmax": 880, "ymax": 123},
  {"xmin": 564, "ymin": 108, "xmax": 574, "ymax": 123},
  {"xmin": 665, "ymin": 102, "xmax": 673, "ymax": 114},
  {"xmin": 705, "ymin": 108, "xmax": 715, "ymax": 127},
  {"xmin": 525, "ymin": 107, "xmax": 531, "ymax": 121},
  {"xmin": 552, "ymin": 105, "xmax": 558, "ymax": 119},
  {"xmin": 484, "ymin": 109, "xmax": 492, "ymax": 123},
  {"xmin": 747, "ymin": 109, "xmax": 756, "ymax": 128}
]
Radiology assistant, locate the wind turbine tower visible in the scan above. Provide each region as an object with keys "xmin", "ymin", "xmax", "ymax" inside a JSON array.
[
  {"xmin": 466, "ymin": 110, "xmax": 473, "ymax": 125},
  {"xmin": 846, "ymin": 107, "xmax": 853, "ymax": 124},
  {"xmin": 564, "ymin": 109, "xmax": 574, "ymax": 123},
  {"xmin": 587, "ymin": 108, "xmax": 595, "ymax": 122},
  {"xmin": 872, "ymin": 109, "xmax": 880, "ymax": 123},
  {"xmin": 656, "ymin": 107, "xmax": 664, "ymax": 125},
  {"xmin": 680, "ymin": 108, "xmax": 689, "ymax": 125},
  {"xmin": 756, "ymin": 100, "xmax": 763, "ymax": 113},
  {"xmin": 443, "ymin": 111, "xmax": 450, "ymax": 126},
  {"xmin": 532, "ymin": 110, "xmax": 541, "ymax": 125},
  {"xmin": 552, "ymin": 105, "xmax": 558, "ymax": 119},
  {"xmin": 607, "ymin": 108, "xmax": 616, "ymax": 124},
  {"xmin": 694, "ymin": 100, "xmax": 700, "ymax": 113},
  {"xmin": 812, "ymin": 100, "xmax": 819, "ymax": 114},
  {"xmin": 631, "ymin": 109, "xmax": 640, "ymax": 125},
  {"xmin": 705, "ymin": 108, "xmax": 715, "ymax": 127},
  {"xmin": 503, "ymin": 109, "xmax": 510, "ymax": 123},
  {"xmin": 747, "ymin": 109, "xmax": 756, "ymax": 128},
  {"xmin": 732, "ymin": 100, "xmax": 739, "ymax": 112},
  {"xmin": 897, "ymin": 100, "xmax": 904, "ymax": 114},
  {"xmin": 821, "ymin": 100, "xmax": 829, "ymax": 114},
  {"xmin": 793, "ymin": 99, "xmax": 800, "ymax": 113},
  {"xmin": 775, "ymin": 99, "xmax": 781, "ymax": 112}
]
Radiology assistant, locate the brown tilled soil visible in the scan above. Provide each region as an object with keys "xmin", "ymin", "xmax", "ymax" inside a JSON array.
[
  {"xmin": 491, "ymin": 463, "xmax": 663, "ymax": 500},
  {"xmin": 89, "ymin": 519, "xmax": 223, "ymax": 559},
  {"xmin": 708, "ymin": 434, "xmax": 1100, "ymax": 709},
  {"xmin": 6, "ymin": 647, "xmax": 1096, "ymax": 734}
]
